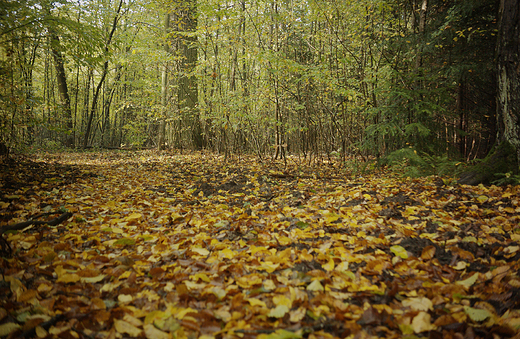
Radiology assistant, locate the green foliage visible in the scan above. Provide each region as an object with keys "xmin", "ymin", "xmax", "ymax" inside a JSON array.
[
  {"xmin": 0, "ymin": 0, "xmax": 503, "ymax": 162},
  {"xmin": 381, "ymin": 147, "xmax": 461, "ymax": 177},
  {"xmin": 492, "ymin": 172, "xmax": 520, "ymax": 186}
]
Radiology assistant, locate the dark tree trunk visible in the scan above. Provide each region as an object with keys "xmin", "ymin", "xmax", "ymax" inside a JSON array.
[
  {"xmin": 50, "ymin": 34, "xmax": 74, "ymax": 147},
  {"xmin": 459, "ymin": 0, "xmax": 520, "ymax": 185},
  {"xmin": 496, "ymin": 0, "xmax": 520, "ymax": 156}
]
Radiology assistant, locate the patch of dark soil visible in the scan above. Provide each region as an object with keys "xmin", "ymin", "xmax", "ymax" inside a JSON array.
[
  {"xmin": 456, "ymin": 241, "xmax": 487, "ymax": 258},
  {"xmin": 398, "ymin": 237, "xmax": 452, "ymax": 265},
  {"xmin": 276, "ymin": 242, "xmax": 311, "ymax": 251},
  {"xmin": 349, "ymin": 261, "xmax": 366, "ymax": 273},
  {"xmin": 293, "ymin": 259, "xmax": 323, "ymax": 272},
  {"xmin": 193, "ymin": 176, "xmax": 252, "ymax": 197},
  {"xmin": 342, "ymin": 199, "xmax": 363, "ymax": 207},
  {"xmin": 379, "ymin": 207, "xmax": 401, "ymax": 218},
  {"xmin": 381, "ymin": 192, "xmax": 421, "ymax": 207},
  {"xmin": 424, "ymin": 220, "xmax": 439, "ymax": 233},
  {"xmin": 323, "ymin": 225, "xmax": 350, "ymax": 235},
  {"xmin": 467, "ymin": 261, "xmax": 489, "ymax": 272}
]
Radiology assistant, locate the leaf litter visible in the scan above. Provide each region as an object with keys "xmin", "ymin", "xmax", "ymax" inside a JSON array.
[{"xmin": 1, "ymin": 150, "xmax": 520, "ymax": 339}]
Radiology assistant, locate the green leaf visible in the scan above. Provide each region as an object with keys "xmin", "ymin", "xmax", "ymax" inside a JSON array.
[
  {"xmin": 464, "ymin": 306, "xmax": 491, "ymax": 322},
  {"xmin": 391, "ymin": 245, "xmax": 409, "ymax": 259},
  {"xmin": 456, "ymin": 273, "xmax": 479, "ymax": 288}
]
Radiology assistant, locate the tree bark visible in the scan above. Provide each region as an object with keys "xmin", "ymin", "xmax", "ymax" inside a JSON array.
[
  {"xmin": 459, "ymin": 0, "xmax": 520, "ymax": 185},
  {"xmin": 173, "ymin": 0, "xmax": 202, "ymax": 149},
  {"xmin": 50, "ymin": 33, "xmax": 74, "ymax": 147},
  {"xmin": 496, "ymin": 0, "xmax": 520, "ymax": 158},
  {"xmin": 83, "ymin": 0, "xmax": 123, "ymax": 148},
  {"xmin": 158, "ymin": 13, "xmax": 170, "ymax": 151}
]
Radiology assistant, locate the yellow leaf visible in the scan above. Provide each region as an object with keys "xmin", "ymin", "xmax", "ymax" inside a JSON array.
[
  {"xmin": 80, "ymin": 275, "xmax": 105, "ymax": 283},
  {"xmin": 237, "ymin": 274, "xmax": 263, "ymax": 288},
  {"xmin": 114, "ymin": 319, "xmax": 142, "ymax": 337},
  {"xmin": 0, "ymin": 323, "xmax": 21, "ymax": 337},
  {"xmin": 35, "ymin": 326, "xmax": 47, "ymax": 338},
  {"xmin": 452, "ymin": 261, "xmax": 468, "ymax": 270},
  {"xmin": 191, "ymin": 273, "xmax": 210, "ymax": 282},
  {"xmin": 192, "ymin": 247, "xmax": 209, "ymax": 256},
  {"xmin": 247, "ymin": 298, "xmax": 267, "ymax": 307},
  {"xmin": 144, "ymin": 310, "xmax": 167, "ymax": 325},
  {"xmin": 126, "ymin": 213, "xmax": 142, "ymax": 221},
  {"xmin": 123, "ymin": 314, "xmax": 143, "ymax": 327},
  {"xmin": 268, "ymin": 305, "xmax": 289, "ymax": 318},
  {"xmin": 307, "ymin": 280, "xmax": 324, "ymax": 292},
  {"xmin": 391, "ymin": 245, "xmax": 408, "ymax": 259},
  {"xmin": 477, "ymin": 195, "xmax": 488, "ymax": 203},
  {"xmin": 289, "ymin": 307, "xmax": 306, "ymax": 323},
  {"xmin": 184, "ymin": 281, "xmax": 206, "ymax": 290},
  {"xmin": 263, "ymin": 279, "xmax": 276, "ymax": 291},
  {"xmin": 402, "ymin": 297, "xmax": 433, "ymax": 311},
  {"xmin": 258, "ymin": 329, "xmax": 302, "ymax": 339},
  {"xmin": 322, "ymin": 258, "xmax": 335, "ymax": 272},
  {"xmin": 176, "ymin": 307, "xmax": 198, "ymax": 320},
  {"xmin": 412, "ymin": 312, "xmax": 436, "ymax": 333},
  {"xmin": 144, "ymin": 324, "xmax": 171, "ymax": 339},
  {"xmin": 118, "ymin": 294, "xmax": 133, "ymax": 303},
  {"xmin": 210, "ymin": 287, "xmax": 226, "ymax": 299},
  {"xmin": 258, "ymin": 261, "xmax": 280, "ymax": 273},
  {"xmin": 273, "ymin": 295, "xmax": 292, "ymax": 308},
  {"xmin": 219, "ymin": 248, "xmax": 235, "ymax": 259},
  {"xmin": 57, "ymin": 273, "xmax": 80, "ymax": 284}
]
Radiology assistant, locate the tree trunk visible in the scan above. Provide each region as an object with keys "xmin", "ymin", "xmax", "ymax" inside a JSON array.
[
  {"xmin": 158, "ymin": 13, "xmax": 170, "ymax": 151},
  {"xmin": 459, "ymin": 0, "xmax": 519, "ymax": 185},
  {"xmin": 50, "ymin": 33, "xmax": 74, "ymax": 147},
  {"xmin": 173, "ymin": 0, "xmax": 202, "ymax": 149},
  {"xmin": 83, "ymin": 0, "xmax": 123, "ymax": 148},
  {"xmin": 497, "ymin": 0, "xmax": 520, "ymax": 158}
]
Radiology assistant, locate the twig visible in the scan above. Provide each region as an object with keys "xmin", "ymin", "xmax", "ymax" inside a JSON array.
[{"xmin": 0, "ymin": 212, "xmax": 73, "ymax": 235}]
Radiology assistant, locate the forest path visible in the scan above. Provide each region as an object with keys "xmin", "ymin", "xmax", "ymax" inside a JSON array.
[{"xmin": 1, "ymin": 151, "xmax": 520, "ymax": 339}]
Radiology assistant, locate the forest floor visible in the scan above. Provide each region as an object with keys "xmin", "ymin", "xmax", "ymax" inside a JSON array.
[{"xmin": 1, "ymin": 150, "xmax": 520, "ymax": 339}]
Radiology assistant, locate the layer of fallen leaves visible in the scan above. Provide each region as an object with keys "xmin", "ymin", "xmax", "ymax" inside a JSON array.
[{"xmin": 1, "ymin": 150, "xmax": 520, "ymax": 339}]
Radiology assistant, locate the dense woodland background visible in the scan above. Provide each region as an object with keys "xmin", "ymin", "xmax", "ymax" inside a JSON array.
[{"xmin": 0, "ymin": 0, "xmax": 516, "ymax": 173}]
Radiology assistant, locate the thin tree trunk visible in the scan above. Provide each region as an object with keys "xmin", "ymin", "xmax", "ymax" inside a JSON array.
[
  {"xmin": 158, "ymin": 13, "xmax": 170, "ymax": 151},
  {"xmin": 83, "ymin": 0, "xmax": 123, "ymax": 148},
  {"xmin": 50, "ymin": 33, "xmax": 74, "ymax": 147}
]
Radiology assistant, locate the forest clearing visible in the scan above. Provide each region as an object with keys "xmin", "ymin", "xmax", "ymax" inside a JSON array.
[{"xmin": 1, "ymin": 150, "xmax": 520, "ymax": 339}]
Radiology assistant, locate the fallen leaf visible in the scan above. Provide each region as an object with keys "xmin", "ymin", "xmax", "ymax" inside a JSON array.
[
  {"xmin": 412, "ymin": 312, "xmax": 436, "ymax": 333},
  {"xmin": 268, "ymin": 305, "xmax": 289, "ymax": 318},
  {"xmin": 114, "ymin": 319, "xmax": 142, "ymax": 336}
]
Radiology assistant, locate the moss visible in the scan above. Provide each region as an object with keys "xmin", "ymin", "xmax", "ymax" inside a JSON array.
[{"xmin": 458, "ymin": 140, "xmax": 519, "ymax": 185}]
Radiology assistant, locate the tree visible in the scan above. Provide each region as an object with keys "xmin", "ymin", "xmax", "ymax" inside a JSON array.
[
  {"xmin": 83, "ymin": 0, "xmax": 124, "ymax": 148},
  {"xmin": 172, "ymin": 0, "xmax": 203, "ymax": 149},
  {"xmin": 459, "ymin": 0, "xmax": 519, "ymax": 185},
  {"xmin": 50, "ymin": 32, "xmax": 74, "ymax": 147},
  {"xmin": 496, "ymin": 0, "xmax": 520, "ymax": 158},
  {"xmin": 158, "ymin": 13, "xmax": 170, "ymax": 151}
]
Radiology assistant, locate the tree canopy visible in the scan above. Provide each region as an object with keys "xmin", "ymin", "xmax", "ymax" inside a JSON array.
[{"xmin": 0, "ymin": 0, "xmax": 514, "ymax": 178}]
